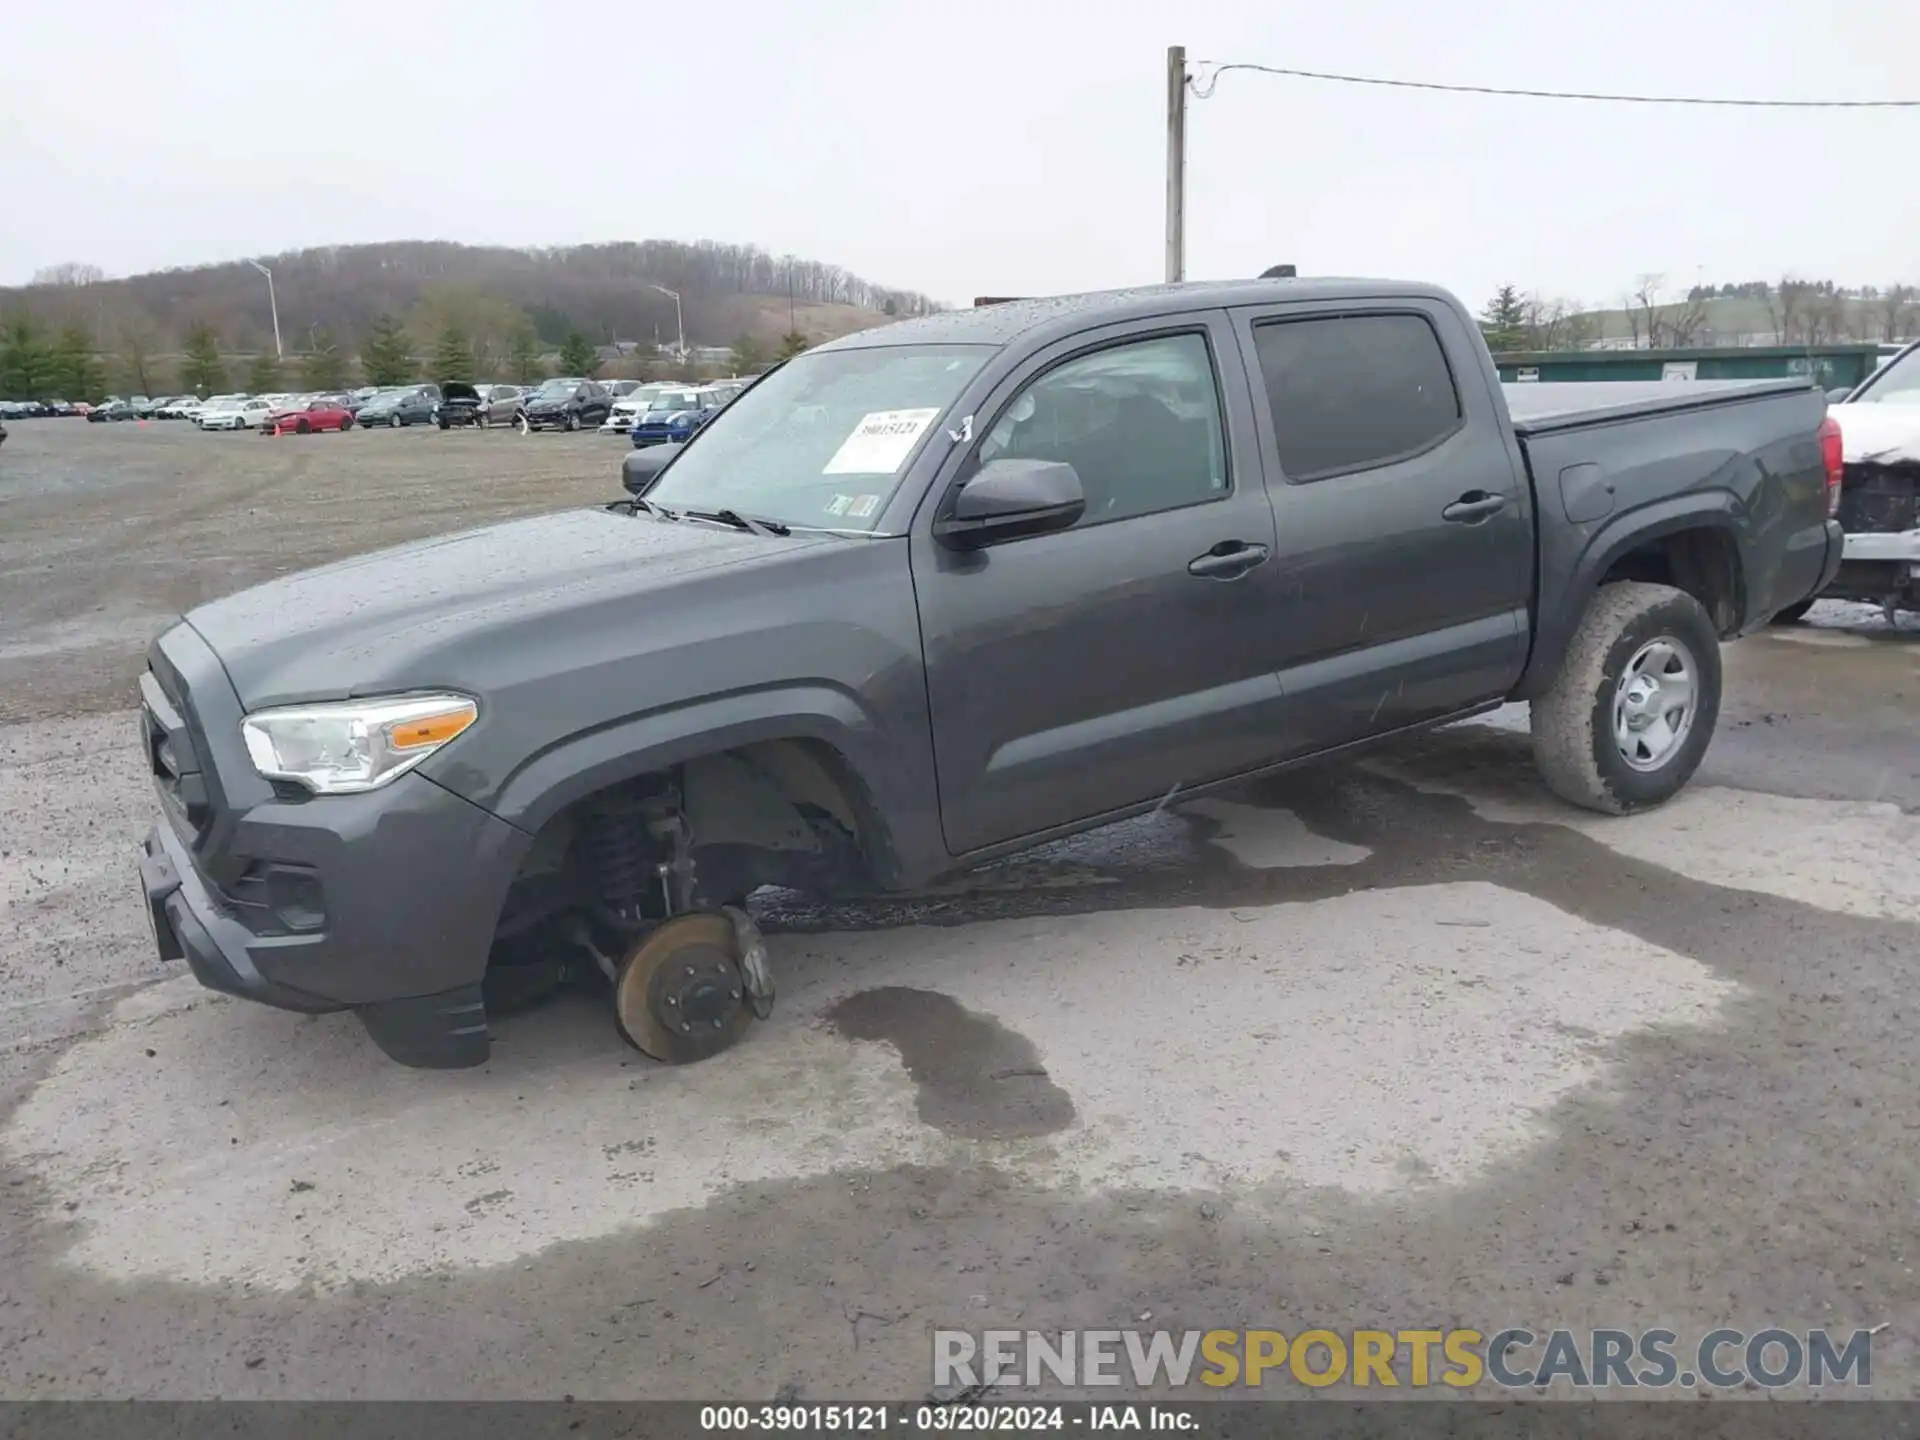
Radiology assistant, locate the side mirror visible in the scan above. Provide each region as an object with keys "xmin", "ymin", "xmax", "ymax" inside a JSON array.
[
  {"xmin": 934, "ymin": 458, "xmax": 1085, "ymax": 549},
  {"xmin": 622, "ymin": 442, "xmax": 684, "ymax": 495},
  {"xmin": 1825, "ymin": 386, "xmax": 1853, "ymax": 404}
]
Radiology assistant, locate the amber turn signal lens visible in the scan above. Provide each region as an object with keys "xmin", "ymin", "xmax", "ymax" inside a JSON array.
[{"xmin": 385, "ymin": 707, "xmax": 475, "ymax": 751}]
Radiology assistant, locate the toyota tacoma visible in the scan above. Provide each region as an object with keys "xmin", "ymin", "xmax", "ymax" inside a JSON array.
[{"xmin": 137, "ymin": 279, "xmax": 1844, "ymax": 1068}]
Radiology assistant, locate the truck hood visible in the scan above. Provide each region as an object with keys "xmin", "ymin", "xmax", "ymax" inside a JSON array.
[
  {"xmin": 1830, "ymin": 403, "xmax": 1920, "ymax": 465},
  {"xmin": 185, "ymin": 507, "xmax": 817, "ymax": 707}
]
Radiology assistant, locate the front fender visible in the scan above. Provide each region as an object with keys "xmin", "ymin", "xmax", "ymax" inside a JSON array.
[{"xmin": 483, "ymin": 686, "xmax": 924, "ymax": 888}]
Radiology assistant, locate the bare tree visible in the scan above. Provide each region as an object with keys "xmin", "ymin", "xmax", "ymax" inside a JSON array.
[
  {"xmin": 31, "ymin": 262, "xmax": 105, "ymax": 288},
  {"xmin": 1879, "ymin": 284, "xmax": 1917, "ymax": 342},
  {"xmin": 116, "ymin": 318, "xmax": 161, "ymax": 395},
  {"xmin": 1620, "ymin": 293, "xmax": 1644, "ymax": 349},
  {"xmin": 1770, "ymin": 277, "xmax": 1813, "ymax": 345},
  {"xmin": 1665, "ymin": 290, "xmax": 1710, "ymax": 347},
  {"xmin": 1631, "ymin": 274, "xmax": 1669, "ymax": 348}
]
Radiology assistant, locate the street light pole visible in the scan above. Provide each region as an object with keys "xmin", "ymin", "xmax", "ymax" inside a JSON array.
[
  {"xmin": 648, "ymin": 284, "xmax": 684, "ymax": 360},
  {"xmin": 248, "ymin": 260, "xmax": 283, "ymax": 360}
]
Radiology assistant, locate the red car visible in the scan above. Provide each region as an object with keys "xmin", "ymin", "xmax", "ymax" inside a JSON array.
[{"xmin": 265, "ymin": 397, "xmax": 355, "ymax": 435}]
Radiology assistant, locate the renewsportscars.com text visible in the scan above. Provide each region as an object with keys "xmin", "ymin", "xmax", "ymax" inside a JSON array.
[{"xmin": 933, "ymin": 1326, "xmax": 1873, "ymax": 1390}]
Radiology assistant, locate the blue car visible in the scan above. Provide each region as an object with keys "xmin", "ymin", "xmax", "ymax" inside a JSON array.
[{"xmin": 630, "ymin": 388, "xmax": 722, "ymax": 447}]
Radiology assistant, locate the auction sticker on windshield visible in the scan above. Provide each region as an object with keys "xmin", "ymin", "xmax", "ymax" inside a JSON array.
[{"xmin": 822, "ymin": 408, "xmax": 941, "ymax": 475}]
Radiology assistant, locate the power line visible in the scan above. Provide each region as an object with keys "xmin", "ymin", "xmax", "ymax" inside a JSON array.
[{"xmin": 1187, "ymin": 60, "xmax": 1920, "ymax": 109}]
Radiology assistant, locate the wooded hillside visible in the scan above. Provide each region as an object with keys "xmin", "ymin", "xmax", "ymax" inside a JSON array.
[{"xmin": 0, "ymin": 239, "xmax": 938, "ymax": 363}]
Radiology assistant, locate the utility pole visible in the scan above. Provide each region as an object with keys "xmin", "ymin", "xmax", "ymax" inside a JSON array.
[
  {"xmin": 248, "ymin": 260, "xmax": 283, "ymax": 360},
  {"xmin": 1165, "ymin": 45, "xmax": 1186, "ymax": 284}
]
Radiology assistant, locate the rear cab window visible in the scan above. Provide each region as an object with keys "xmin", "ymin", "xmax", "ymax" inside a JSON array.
[{"xmin": 1247, "ymin": 313, "xmax": 1462, "ymax": 481}]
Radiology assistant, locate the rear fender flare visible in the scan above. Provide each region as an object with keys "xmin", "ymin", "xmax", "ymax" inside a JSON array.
[{"xmin": 1517, "ymin": 493, "xmax": 1743, "ymax": 699}]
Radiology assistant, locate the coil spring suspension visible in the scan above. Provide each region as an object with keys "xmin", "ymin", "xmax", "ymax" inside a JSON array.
[{"xmin": 580, "ymin": 791, "xmax": 656, "ymax": 928}]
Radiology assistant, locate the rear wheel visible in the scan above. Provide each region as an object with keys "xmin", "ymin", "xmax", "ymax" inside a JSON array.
[
  {"xmin": 1531, "ymin": 581, "xmax": 1722, "ymax": 815},
  {"xmin": 1770, "ymin": 598, "xmax": 1817, "ymax": 624}
]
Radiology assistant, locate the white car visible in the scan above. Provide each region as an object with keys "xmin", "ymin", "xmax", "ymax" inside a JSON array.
[
  {"xmin": 196, "ymin": 397, "xmax": 274, "ymax": 431},
  {"xmin": 1814, "ymin": 340, "xmax": 1920, "ymax": 620},
  {"xmin": 598, "ymin": 383, "xmax": 687, "ymax": 433}
]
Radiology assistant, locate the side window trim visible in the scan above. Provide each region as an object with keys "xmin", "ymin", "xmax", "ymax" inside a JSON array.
[
  {"xmin": 1238, "ymin": 305, "xmax": 1466, "ymax": 486},
  {"xmin": 948, "ymin": 322, "xmax": 1235, "ymax": 533}
]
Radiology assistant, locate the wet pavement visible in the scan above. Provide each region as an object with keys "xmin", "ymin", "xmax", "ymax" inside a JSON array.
[{"xmin": 1, "ymin": 421, "xmax": 1917, "ymax": 1400}]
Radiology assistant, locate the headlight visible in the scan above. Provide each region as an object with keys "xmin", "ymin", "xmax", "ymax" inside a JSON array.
[{"xmin": 241, "ymin": 694, "xmax": 478, "ymax": 795}]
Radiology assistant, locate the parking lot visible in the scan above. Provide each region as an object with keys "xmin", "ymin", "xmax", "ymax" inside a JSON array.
[{"xmin": 1, "ymin": 417, "xmax": 1918, "ymax": 1399}]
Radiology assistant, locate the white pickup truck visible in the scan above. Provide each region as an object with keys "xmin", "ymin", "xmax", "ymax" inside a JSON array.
[{"xmin": 1788, "ymin": 340, "xmax": 1920, "ymax": 622}]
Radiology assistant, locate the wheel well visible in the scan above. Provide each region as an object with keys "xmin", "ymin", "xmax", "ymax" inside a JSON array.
[
  {"xmin": 502, "ymin": 738, "xmax": 892, "ymax": 938},
  {"xmin": 1598, "ymin": 526, "xmax": 1743, "ymax": 634}
]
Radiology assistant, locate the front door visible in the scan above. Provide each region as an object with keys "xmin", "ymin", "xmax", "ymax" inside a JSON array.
[{"xmin": 911, "ymin": 316, "xmax": 1289, "ymax": 856}]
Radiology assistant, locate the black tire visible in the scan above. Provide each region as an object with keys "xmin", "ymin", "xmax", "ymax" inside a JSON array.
[
  {"xmin": 565, "ymin": 411, "xmax": 580, "ymax": 432},
  {"xmin": 437, "ymin": 417, "xmax": 449, "ymax": 430},
  {"xmin": 296, "ymin": 418, "xmax": 310, "ymax": 435},
  {"xmin": 1530, "ymin": 581, "xmax": 1722, "ymax": 815},
  {"xmin": 1770, "ymin": 598, "xmax": 1817, "ymax": 625}
]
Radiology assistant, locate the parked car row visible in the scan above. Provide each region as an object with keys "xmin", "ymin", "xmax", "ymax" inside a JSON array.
[{"xmin": 3, "ymin": 375, "xmax": 758, "ymax": 438}]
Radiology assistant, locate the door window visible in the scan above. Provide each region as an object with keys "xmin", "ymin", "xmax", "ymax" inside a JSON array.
[
  {"xmin": 1249, "ymin": 313, "xmax": 1461, "ymax": 481},
  {"xmin": 977, "ymin": 332, "xmax": 1228, "ymax": 526}
]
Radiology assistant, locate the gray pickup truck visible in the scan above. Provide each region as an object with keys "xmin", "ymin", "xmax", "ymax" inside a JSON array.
[{"xmin": 136, "ymin": 278, "xmax": 1844, "ymax": 1069}]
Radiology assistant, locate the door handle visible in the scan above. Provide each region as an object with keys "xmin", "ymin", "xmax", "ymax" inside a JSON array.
[
  {"xmin": 1442, "ymin": 491, "xmax": 1508, "ymax": 524},
  {"xmin": 1187, "ymin": 541, "xmax": 1271, "ymax": 579}
]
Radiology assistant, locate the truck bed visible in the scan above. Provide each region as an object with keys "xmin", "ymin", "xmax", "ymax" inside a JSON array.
[{"xmin": 1502, "ymin": 379, "xmax": 1816, "ymax": 435}]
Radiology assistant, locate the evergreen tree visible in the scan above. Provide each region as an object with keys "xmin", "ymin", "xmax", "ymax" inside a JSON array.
[
  {"xmin": 1479, "ymin": 285, "xmax": 1529, "ymax": 353},
  {"xmin": 506, "ymin": 328, "xmax": 544, "ymax": 385},
  {"xmin": 49, "ymin": 327, "xmax": 106, "ymax": 403},
  {"xmin": 556, "ymin": 330, "xmax": 598, "ymax": 377},
  {"xmin": 730, "ymin": 333, "xmax": 767, "ymax": 375},
  {"xmin": 776, "ymin": 330, "xmax": 810, "ymax": 362},
  {"xmin": 360, "ymin": 315, "xmax": 414, "ymax": 386},
  {"xmin": 301, "ymin": 330, "xmax": 348, "ymax": 391},
  {"xmin": 432, "ymin": 325, "xmax": 476, "ymax": 383},
  {"xmin": 246, "ymin": 351, "xmax": 282, "ymax": 394},
  {"xmin": 0, "ymin": 316, "xmax": 55, "ymax": 400},
  {"xmin": 180, "ymin": 323, "xmax": 227, "ymax": 396}
]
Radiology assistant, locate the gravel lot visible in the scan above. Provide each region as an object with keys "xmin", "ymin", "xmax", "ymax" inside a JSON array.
[{"xmin": 1, "ymin": 418, "xmax": 1917, "ymax": 1401}]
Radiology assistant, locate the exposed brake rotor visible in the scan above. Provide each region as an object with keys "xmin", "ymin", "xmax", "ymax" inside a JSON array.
[{"xmin": 613, "ymin": 912, "xmax": 754, "ymax": 1064}]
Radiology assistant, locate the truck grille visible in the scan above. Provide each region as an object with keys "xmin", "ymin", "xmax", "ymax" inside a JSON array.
[
  {"xmin": 141, "ymin": 669, "xmax": 213, "ymax": 845},
  {"xmin": 1838, "ymin": 463, "xmax": 1920, "ymax": 536}
]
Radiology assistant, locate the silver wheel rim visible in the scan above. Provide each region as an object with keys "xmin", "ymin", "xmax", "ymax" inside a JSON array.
[{"xmin": 1613, "ymin": 635, "xmax": 1698, "ymax": 772}]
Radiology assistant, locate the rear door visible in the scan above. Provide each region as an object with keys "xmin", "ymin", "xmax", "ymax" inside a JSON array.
[
  {"xmin": 911, "ymin": 313, "xmax": 1289, "ymax": 855},
  {"xmin": 1230, "ymin": 299, "xmax": 1533, "ymax": 753}
]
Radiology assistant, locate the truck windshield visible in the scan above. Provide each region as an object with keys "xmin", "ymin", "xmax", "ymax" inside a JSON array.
[
  {"xmin": 1849, "ymin": 347, "xmax": 1920, "ymax": 405},
  {"xmin": 644, "ymin": 344, "xmax": 992, "ymax": 531}
]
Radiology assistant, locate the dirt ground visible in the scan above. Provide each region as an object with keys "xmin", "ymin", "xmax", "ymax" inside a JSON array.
[{"xmin": 1, "ymin": 417, "xmax": 1918, "ymax": 1404}]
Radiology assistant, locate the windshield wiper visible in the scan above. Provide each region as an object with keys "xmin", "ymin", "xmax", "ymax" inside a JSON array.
[
  {"xmin": 615, "ymin": 496, "xmax": 680, "ymax": 521},
  {"xmin": 684, "ymin": 508, "xmax": 790, "ymax": 537}
]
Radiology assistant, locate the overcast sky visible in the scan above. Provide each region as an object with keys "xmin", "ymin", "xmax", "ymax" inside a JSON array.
[{"xmin": 3, "ymin": 0, "xmax": 1915, "ymax": 310}]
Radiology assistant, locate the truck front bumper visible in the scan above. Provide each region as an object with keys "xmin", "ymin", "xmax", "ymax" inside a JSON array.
[{"xmin": 137, "ymin": 620, "xmax": 531, "ymax": 1072}]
